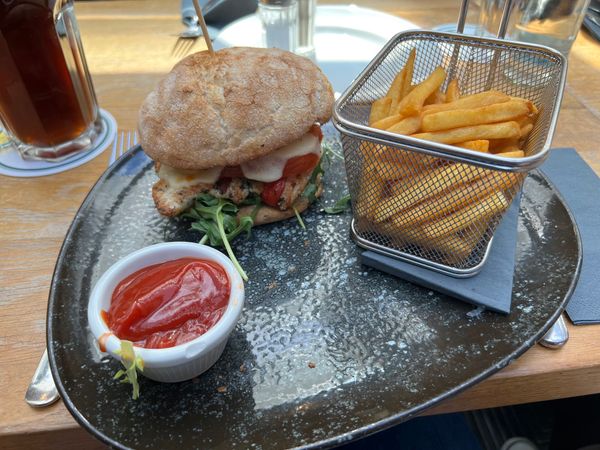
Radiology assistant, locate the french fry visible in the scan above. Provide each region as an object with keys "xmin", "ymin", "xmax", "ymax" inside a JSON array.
[
  {"xmin": 442, "ymin": 231, "xmax": 487, "ymax": 265},
  {"xmin": 422, "ymin": 90, "xmax": 510, "ymax": 115},
  {"xmin": 497, "ymin": 149, "xmax": 525, "ymax": 158},
  {"xmin": 371, "ymin": 113, "xmax": 403, "ymax": 130},
  {"xmin": 516, "ymin": 115, "xmax": 534, "ymax": 128},
  {"xmin": 489, "ymin": 137, "xmax": 519, "ymax": 152},
  {"xmin": 369, "ymin": 96, "xmax": 392, "ymax": 125},
  {"xmin": 385, "ymin": 49, "xmax": 418, "ymax": 112},
  {"xmin": 400, "ymin": 48, "xmax": 416, "ymax": 100},
  {"xmin": 374, "ymin": 163, "xmax": 483, "ymax": 222},
  {"xmin": 386, "ymin": 115, "xmax": 421, "ymax": 135},
  {"xmin": 445, "ymin": 79, "xmax": 460, "ymax": 103},
  {"xmin": 387, "ymin": 225, "xmax": 477, "ymax": 264},
  {"xmin": 377, "ymin": 220, "xmax": 421, "ymax": 242},
  {"xmin": 387, "ymin": 74, "xmax": 406, "ymax": 115},
  {"xmin": 391, "ymin": 170, "xmax": 520, "ymax": 229},
  {"xmin": 411, "ymin": 121, "xmax": 521, "ymax": 145},
  {"xmin": 424, "ymin": 89, "xmax": 436, "ymax": 105},
  {"xmin": 456, "ymin": 140, "xmax": 489, "ymax": 152},
  {"xmin": 425, "ymin": 89, "xmax": 446, "ymax": 105},
  {"xmin": 520, "ymin": 123, "xmax": 533, "ymax": 139},
  {"xmin": 387, "ymin": 71, "xmax": 406, "ymax": 99},
  {"xmin": 355, "ymin": 162, "xmax": 386, "ymax": 220},
  {"xmin": 422, "ymin": 191, "xmax": 510, "ymax": 239},
  {"xmin": 372, "ymin": 151, "xmax": 440, "ymax": 181},
  {"xmin": 360, "ymin": 142, "xmax": 435, "ymax": 182},
  {"xmin": 511, "ymin": 96, "xmax": 538, "ymax": 115},
  {"xmin": 428, "ymin": 233, "xmax": 475, "ymax": 263},
  {"xmin": 365, "ymin": 143, "xmax": 400, "ymax": 163},
  {"xmin": 394, "ymin": 66, "xmax": 446, "ymax": 116},
  {"xmin": 495, "ymin": 143, "xmax": 521, "ymax": 153},
  {"xmin": 421, "ymin": 100, "xmax": 530, "ymax": 132}
]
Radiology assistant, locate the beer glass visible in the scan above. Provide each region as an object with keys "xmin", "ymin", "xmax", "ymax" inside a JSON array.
[{"xmin": 0, "ymin": 0, "xmax": 101, "ymax": 162}]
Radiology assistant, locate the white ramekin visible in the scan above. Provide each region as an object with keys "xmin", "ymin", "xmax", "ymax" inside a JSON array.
[{"xmin": 87, "ymin": 242, "xmax": 244, "ymax": 383}]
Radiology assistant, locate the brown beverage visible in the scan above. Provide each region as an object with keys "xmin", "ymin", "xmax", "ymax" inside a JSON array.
[{"xmin": 0, "ymin": 0, "xmax": 98, "ymax": 154}]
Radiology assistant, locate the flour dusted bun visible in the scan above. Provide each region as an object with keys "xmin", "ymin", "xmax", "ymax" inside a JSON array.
[{"xmin": 138, "ymin": 47, "xmax": 334, "ymax": 170}]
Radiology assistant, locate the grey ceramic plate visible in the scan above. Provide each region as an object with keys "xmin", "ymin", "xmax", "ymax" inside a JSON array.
[{"xmin": 48, "ymin": 130, "xmax": 580, "ymax": 449}]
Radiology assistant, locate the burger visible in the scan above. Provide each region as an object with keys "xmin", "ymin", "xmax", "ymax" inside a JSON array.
[{"xmin": 138, "ymin": 47, "xmax": 334, "ymax": 225}]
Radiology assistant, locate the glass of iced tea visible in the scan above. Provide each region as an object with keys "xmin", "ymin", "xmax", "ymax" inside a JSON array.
[{"xmin": 0, "ymin": 0, "xmax": 102, "ymax": 161}]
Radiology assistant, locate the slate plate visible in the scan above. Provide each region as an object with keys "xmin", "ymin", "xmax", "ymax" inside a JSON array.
[{"xmin": 47, "ymin": 130, "xmax": 580, "ymax": 449}]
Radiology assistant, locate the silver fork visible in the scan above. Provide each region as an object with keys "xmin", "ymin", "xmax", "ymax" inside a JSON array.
[
  {"xmin": 172, "ymin": 16, "xmax": 203, "ymax": 58},
  {"xmin": 109, "ymin": 131, "xmax": 138, "ymax": 166},
  {"xmin": 539, "ymin": 314, "xmax": 569, "ymax": 349},
  {"xmin": 24, "ymin": 131, "xmax": 139, "ymax": 408},
  {"xmin": 25, "ymin": 349, "xmax": 59, "ymax": 407}
]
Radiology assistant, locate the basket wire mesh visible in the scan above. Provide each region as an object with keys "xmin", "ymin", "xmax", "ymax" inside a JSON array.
[{"xmin": 334, "ymin": 30, "xmax": 566, "ymax": 276}]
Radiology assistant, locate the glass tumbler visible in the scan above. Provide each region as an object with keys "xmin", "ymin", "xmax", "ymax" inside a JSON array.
[
  {"xmin": 477, "ymin": 0, "xmax": 591, "ymax": 57},
  {"xmin": 0, "ymin": 0, "xmax": 101, "ymax": 162},
  {"xmin": 297, "ymin": 0, "xmax": 316, "ymax": 59}
]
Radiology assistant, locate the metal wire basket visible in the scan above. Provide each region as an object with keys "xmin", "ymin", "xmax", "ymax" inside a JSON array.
[{"xmin": 333, "ymin": 9, "xmax": 567, "ymax": 277}]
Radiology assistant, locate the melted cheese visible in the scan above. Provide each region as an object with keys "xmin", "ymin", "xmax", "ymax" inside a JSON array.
[
  {"xmin": 240, "ymin": 132, "xmax": 321, "ymax": 182},
  {"xmin": 158, "ymin": 131, "xmax": 321, "ymax": 188},
  {"xmin": 157, "ymin": 164, "xmax": 223, "ymax": 189}
]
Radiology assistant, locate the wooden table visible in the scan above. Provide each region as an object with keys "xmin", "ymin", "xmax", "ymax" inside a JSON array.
[{"xmin": 2, "ymin": 1, "xmax": 600, "ymax": 448}]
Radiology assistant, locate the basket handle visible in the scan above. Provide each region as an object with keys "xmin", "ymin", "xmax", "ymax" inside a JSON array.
[
  {"xmin": 455, "ymin": 0, "xmax": 516, "ymax": 90},
  {"xmin": 457, "ymin": 0, "xmax": 514, "ymax": 39}
]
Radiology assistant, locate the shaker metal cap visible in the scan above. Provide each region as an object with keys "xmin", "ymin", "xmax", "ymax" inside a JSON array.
[{"xmin": 260, "ymin": 0, "xmax": 296, "ymax": 6}]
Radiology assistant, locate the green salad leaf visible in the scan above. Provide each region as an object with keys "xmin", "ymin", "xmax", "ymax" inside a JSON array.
[
  {"xmin": 114, "ymin": 340, "xmax": 144, "ymax": 400},
  {"xmin": 293, "ymin": 205, "xmax": 306, "ymax": 229},
  {"xmin": 323, "ymin": 194, "xmax": 351, "ymax": 215},
  {"xmin": 183, "ymin": 193, "xmax": 257, "ymax": 281}
]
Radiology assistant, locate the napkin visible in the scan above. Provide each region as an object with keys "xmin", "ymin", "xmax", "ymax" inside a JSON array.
[
  {"xmin": 540, "ymin": 149, "xmax": 600, "ymax": 325},
  {"xmin": 361, "ymin": 197, "xmax": 520, "ymax": 314}
]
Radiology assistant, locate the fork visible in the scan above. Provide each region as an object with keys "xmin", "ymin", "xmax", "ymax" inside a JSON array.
[
  {"xmin": 539, "ymin": 314, "xmax": 569, "ymax": 349},
  {"xmin": 171, "ymin": 15, "xmax": 203, "ymax": 58},
  {"xmin": 109, "ymin": 131, "xmax": 138, "ymax": 166},
  {"xmin": 25, "ymin": 349, "xmax": 59, "ymax": 407}
]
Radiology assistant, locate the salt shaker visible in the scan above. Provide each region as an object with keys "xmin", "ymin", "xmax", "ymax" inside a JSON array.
[{"xmin": 258, "ymin": 0, "xmax": 298, "ymax": 52}]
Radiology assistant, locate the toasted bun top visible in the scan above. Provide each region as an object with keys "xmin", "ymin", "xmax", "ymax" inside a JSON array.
[{"xmin": 138, "ymin": 47, "xmax": 334, "ymax": 170}]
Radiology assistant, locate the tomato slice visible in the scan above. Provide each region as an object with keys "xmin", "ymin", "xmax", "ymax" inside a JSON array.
[
  {"xmin": 282, "ymin": 153, "xmax": 319, "ymax": 178},
  {"xmin": 261, "ymin": 178, "xmax": 286, "ymax": 207}
]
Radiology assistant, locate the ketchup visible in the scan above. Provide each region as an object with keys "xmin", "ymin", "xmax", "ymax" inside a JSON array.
[{"xmin": 104, "ymin": 258, "xmax": 230, "ymax": 349}]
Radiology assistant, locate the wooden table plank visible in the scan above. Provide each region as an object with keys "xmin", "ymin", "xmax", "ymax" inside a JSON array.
[{"xmin": 1, "ymin": 1, "xmax": 599, "ymax": 448}]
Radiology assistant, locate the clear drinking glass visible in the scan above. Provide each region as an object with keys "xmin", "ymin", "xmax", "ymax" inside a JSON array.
[
  {"xmin": 476, "ymin": 0, "xmax": 591, "ymax": 57},
  {"xmin": 297, "ymin": 0, "xmax": 316, "ymax": 59},
  {"xmin": 0, "ymin": 0, "xmax": 101, "ymax": 162}
]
